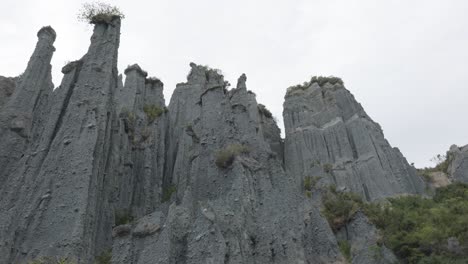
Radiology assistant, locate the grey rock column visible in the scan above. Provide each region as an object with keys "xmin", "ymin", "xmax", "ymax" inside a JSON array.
[
  {"xmin": 0, "ymin": 26, "xmax": 56, "ymax": 185},
  {"xmin": 0, "ymin": 18, "xmax": 121, "ymax": 263}
]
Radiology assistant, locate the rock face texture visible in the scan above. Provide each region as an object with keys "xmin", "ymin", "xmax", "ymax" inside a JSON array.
[
  {"xmin": 283, "ymin": 80, "xmax": 425, "ymax": 201},
  {"xmin": 0, "ymin": 19, "xmax": 121, "ymax": 263},
  {"xmin": 0, "ymin": 76, "xmax": 16, "ymax": 110},
  {"xmin": 448, "ymin": 144, "xmax": 468, "ymax": 183},
  {"xmin": 0, "ymin": 19, "xmax": 429, "ymax": 264}
]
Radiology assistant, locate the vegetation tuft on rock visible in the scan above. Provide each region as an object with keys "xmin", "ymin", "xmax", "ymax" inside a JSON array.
[{"xmin": 78, "ymin": 2, "xmax": 125, "ymax": 24}]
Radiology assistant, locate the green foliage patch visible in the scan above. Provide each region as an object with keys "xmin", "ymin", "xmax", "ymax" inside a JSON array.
[
  {"xmin": 369, "ymin": 184, "xmax": 468, "ymax": 263},
  {"xmin": 143, "ymin": 104, "xmax": 164, "ymax": 123},
  {"xmin": 322, "ymin": 183, "xmax": 468, "ymax": 263},
  {"xmin": 322, "ymin": 186, "xmax": 363, "ymax": 232},
  {"xmin": 338, "ymin": 240, "xmax": 352, "ymax": 263},
  {"xmin": 95, "ymin": 250, "xmax": 112, "ymax": 264},
  {"xmin": 162, "ymin": 184, "xmax": 177, "ymax": 202}
]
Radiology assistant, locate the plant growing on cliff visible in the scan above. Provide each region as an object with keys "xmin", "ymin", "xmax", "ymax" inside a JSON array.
[
  {"xmin": 95, "ymin": 250, "xmax": 112, "ymax": 264},
  {"xmin": 338, "ymin": 240, "xmax": 351, "ymax": 263},
  {"xmin": 322, "ymin": 187, "xmax": 363, "ymax": 232},
  {"xmin": 77, "ymin": 2, "xmax": 125, "ymax": 24},
  {"xmin": 215, "ymin": 144, "xmax": 250, "ymax": 168},
  {"xmin": 162, "ymin": 184, "xmax": 177, "ymax": 202},
  {"xmin": 286, "ymin": 76, "xmax": 344, "ymax": 96},
  {"xmin": 143, "ymin": 104, "xmax": 164, "ymax": 123}
]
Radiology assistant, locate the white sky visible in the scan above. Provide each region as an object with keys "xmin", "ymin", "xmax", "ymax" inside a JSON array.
[{"xmin": 1, "ymin": 0, "xmax": 467, "ymax": 167}]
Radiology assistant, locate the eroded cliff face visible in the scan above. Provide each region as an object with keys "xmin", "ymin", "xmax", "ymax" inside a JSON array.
[
  {"xmin": 0, "ymin": 19, "xmax": 430, "ymax": 264},
  {"xmin": 0, "ymin": 19, "xmax": 121, "ymax": 263},
  {"xmin": 283, "ymin": 81, "xmax": 425, "ymax": 201}
]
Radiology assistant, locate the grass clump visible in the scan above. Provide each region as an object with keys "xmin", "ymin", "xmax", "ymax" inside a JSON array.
[
  {"xmin": 304, "ymin": 176, "xmax": 321, "ymax": 198},
  {"xmin": 95, "ymin": 250, "xmax": 111, "ymax": 264},
  {"xmin": 143, "ymin": 104, "xmax": 164, "ymax": 123},
  {"xmin": 114, "ymin": 209, "xmax": 133, "ymax": 226},
  {"xmin": 286, "ymin": 76, "xmax": 344, "ymax": 96},
  {"xmin": 162, "ymin": 184, "xmax": 177, "ymax": 202},
  {"xmin": 77, "ymin": 2, "xmax": 125, "ymax": 24},
  {"xmin": 338, "ymin": 240, "xmax": 352, "ymax": 263},
  {"xmin": 215, "ymin": 144, "xmax": 250, "ymax": 168}
]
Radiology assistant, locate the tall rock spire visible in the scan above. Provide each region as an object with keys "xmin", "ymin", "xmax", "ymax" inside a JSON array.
[
  {"xmin": 0, "ymin": 18, "xmax": 122, "ymax": 263},
  {"xmin": 0, "ymin": 26, "xmax": 56, "ymax": 185}
]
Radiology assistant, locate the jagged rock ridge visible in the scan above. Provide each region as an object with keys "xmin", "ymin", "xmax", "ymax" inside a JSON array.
[{"xmin": 0, "ymin": 18, "xmax": 431, "ymax": 264}]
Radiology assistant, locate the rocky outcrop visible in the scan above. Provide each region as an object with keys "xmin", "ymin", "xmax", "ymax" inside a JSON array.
[
  {"xmin": 110, "ymin": 64, "xmax": 344, "ymax": 264},
  {"xmin": 0, "ymin": 26, "xmax": 55, "ymax": 186},
  {"xmin": 448, "ymin": 144, "xmax": 468, "ymax": 183},
  {"xmin": 0, "ymin": 17, "xmax": 436, "ymax": 264},
  {"xmin": 283, "ymin": 79, "xmax": 425, "ymax": 201},
  {"xmin": 336, "ymin": 212, "xmax": 397, "ymax": 264}
]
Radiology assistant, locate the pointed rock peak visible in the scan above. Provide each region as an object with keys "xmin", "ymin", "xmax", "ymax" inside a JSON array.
[
  {"xmin": 37, "ymin": 26, "xmax": 56, "ymax": 42},
  {"xmin": 236, "ymin": 73, "xmax": 247, "ymax": 90},
  {"xmin": 187, "ymin": 62, "xmax": 224, "ymax": 84},
  {"xmin": 124, "ymin": 64, "xmax": 148, "ymax": 77}
]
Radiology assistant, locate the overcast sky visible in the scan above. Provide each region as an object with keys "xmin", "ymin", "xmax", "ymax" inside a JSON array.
[{"xmin": 1, "ymin": 0, "xmax": 467, "ymax": 167}]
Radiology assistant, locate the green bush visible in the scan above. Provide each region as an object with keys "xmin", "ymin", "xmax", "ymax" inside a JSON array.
[
  {"xmin": 77, "ymin": 2, "xmax": 125, "ymax": 24},
  {"xmin": 215, "ymin": 144, "xmax": 250, "ymax": 168},
  {"xmin": 162, "ymin": 184, "xmax": 177, "ymax": 202},
  {"xmin": 143, "ymin": 104, "xmax": 164, "ymax": 123},
  {"xmin": 321, "ymin": 183, "xmax": 468, "ymax": 263},
  {"xmin": 322, "ymin": 188, "xmax": 363, "ymax": 232},
  {"xmin": 304, "ymin": 176, "xmax": 312, "ymax": 191},
  {"xmin": 114, "ymin": 209, "xmax": 133, "ymax": 226},
  {"xmin": 338, "ymin": 240, "xmax": 351, "ymax": 263},
  {"xmin": 364, "ymin": 183, "xmax": 468, "ymax": 264}
]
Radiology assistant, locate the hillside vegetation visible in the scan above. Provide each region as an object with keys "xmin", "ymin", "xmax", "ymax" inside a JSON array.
[{"xmin": 323, "ymin": 183, "xmax": 468, "ymax": 264}]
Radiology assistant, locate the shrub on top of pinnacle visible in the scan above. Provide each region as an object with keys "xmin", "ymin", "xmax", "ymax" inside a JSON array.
[{"xmin": 77, "ymin": 1, "xmax": 125, "ymax": 24}]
